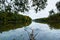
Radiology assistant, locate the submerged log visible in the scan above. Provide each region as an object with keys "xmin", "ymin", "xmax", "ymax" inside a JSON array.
[{"xmin": 30, "ymin": 29, "xmax": 35, "ymax": 40}]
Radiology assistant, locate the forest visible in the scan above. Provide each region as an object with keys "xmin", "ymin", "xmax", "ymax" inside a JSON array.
[{"xmin": 0, "ymin": 0, "xmax": 60, "ymax": 40}]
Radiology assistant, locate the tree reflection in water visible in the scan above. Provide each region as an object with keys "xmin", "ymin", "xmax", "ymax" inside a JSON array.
[
  {"xmin": 0, "ymin": 21, "xmax": 32, "ymax": 33},
  {"xmin": 34, "ymin": 21, "xmax": 60, "ymax": 29},
  {"xmin": 47, "ymin": 23, "xmax": 60, "ymax": 29}
]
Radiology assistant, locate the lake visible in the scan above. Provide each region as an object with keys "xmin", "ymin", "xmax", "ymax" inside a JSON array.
[{"xmin": 0, "ymin": 21, "xmax": 60, "ymax": 40}]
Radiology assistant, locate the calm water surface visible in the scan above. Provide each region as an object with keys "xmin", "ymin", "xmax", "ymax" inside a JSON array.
[{"xmin": 0, "ymin": 22, "xmax": 60, "ymax": 40}]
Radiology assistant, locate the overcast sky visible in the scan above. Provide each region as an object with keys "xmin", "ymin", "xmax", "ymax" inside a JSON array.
[{"xmin": 19, "ymin": 0, "xmax": 60, "ymax": 19}]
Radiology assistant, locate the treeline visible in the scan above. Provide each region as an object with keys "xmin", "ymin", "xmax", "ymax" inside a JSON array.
[
  {"xmin": 34, "ymin": 13, "xmax": 60, "ymax": 23},
  {"xmin": 47, "ymin": 13, "xmax": 60, "ymax": 23},
  {"xmin": 0, "ymin": 11, "xmax": 32, "ymax": 32},
  {"xmin": 0, "ymin": 11, "xmax": 32, "ymax": 26}
]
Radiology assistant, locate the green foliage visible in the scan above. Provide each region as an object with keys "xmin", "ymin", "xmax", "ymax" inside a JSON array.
[
  {"xmin": 47, "ymin": 13, "xmax": 60, "ymax": 22},
  {"xmin": 0, "ymin": 12, "xmax": 32, "ymax": 22},
  {"xmin": 32, "ymin": 0, "xmax": 47, "ymax": 13},
  {"xmin": 33, "ymin": 13, "xmax": 60, "ymax": 29},
  {"xmin": 34, "ymin": 13, "xmax": 60, "ymax": 23},
  {"xmin": 33, "ymin": 18, "xmax": 48, "ymax": 23},
  {"xmin": 0, "ymin": 12, "xmax": 32, "ymax": 32},
  {"xmin": 0, "ymin": 0, "xmax": 47, "ymax": 13},
  {"xmin": 56, "ymin": 1, "xmax": 60, "ymax": 11}
]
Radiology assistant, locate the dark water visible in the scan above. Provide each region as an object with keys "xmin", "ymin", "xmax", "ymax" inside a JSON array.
[{"xmin": 0, "ymin": 22, "xmax": 60, "ymax": 40}]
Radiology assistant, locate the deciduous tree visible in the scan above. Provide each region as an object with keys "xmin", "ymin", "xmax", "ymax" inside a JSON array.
[{"xmin": 0, "ymin": 0, "xmax": 47, "ymax": 13}]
